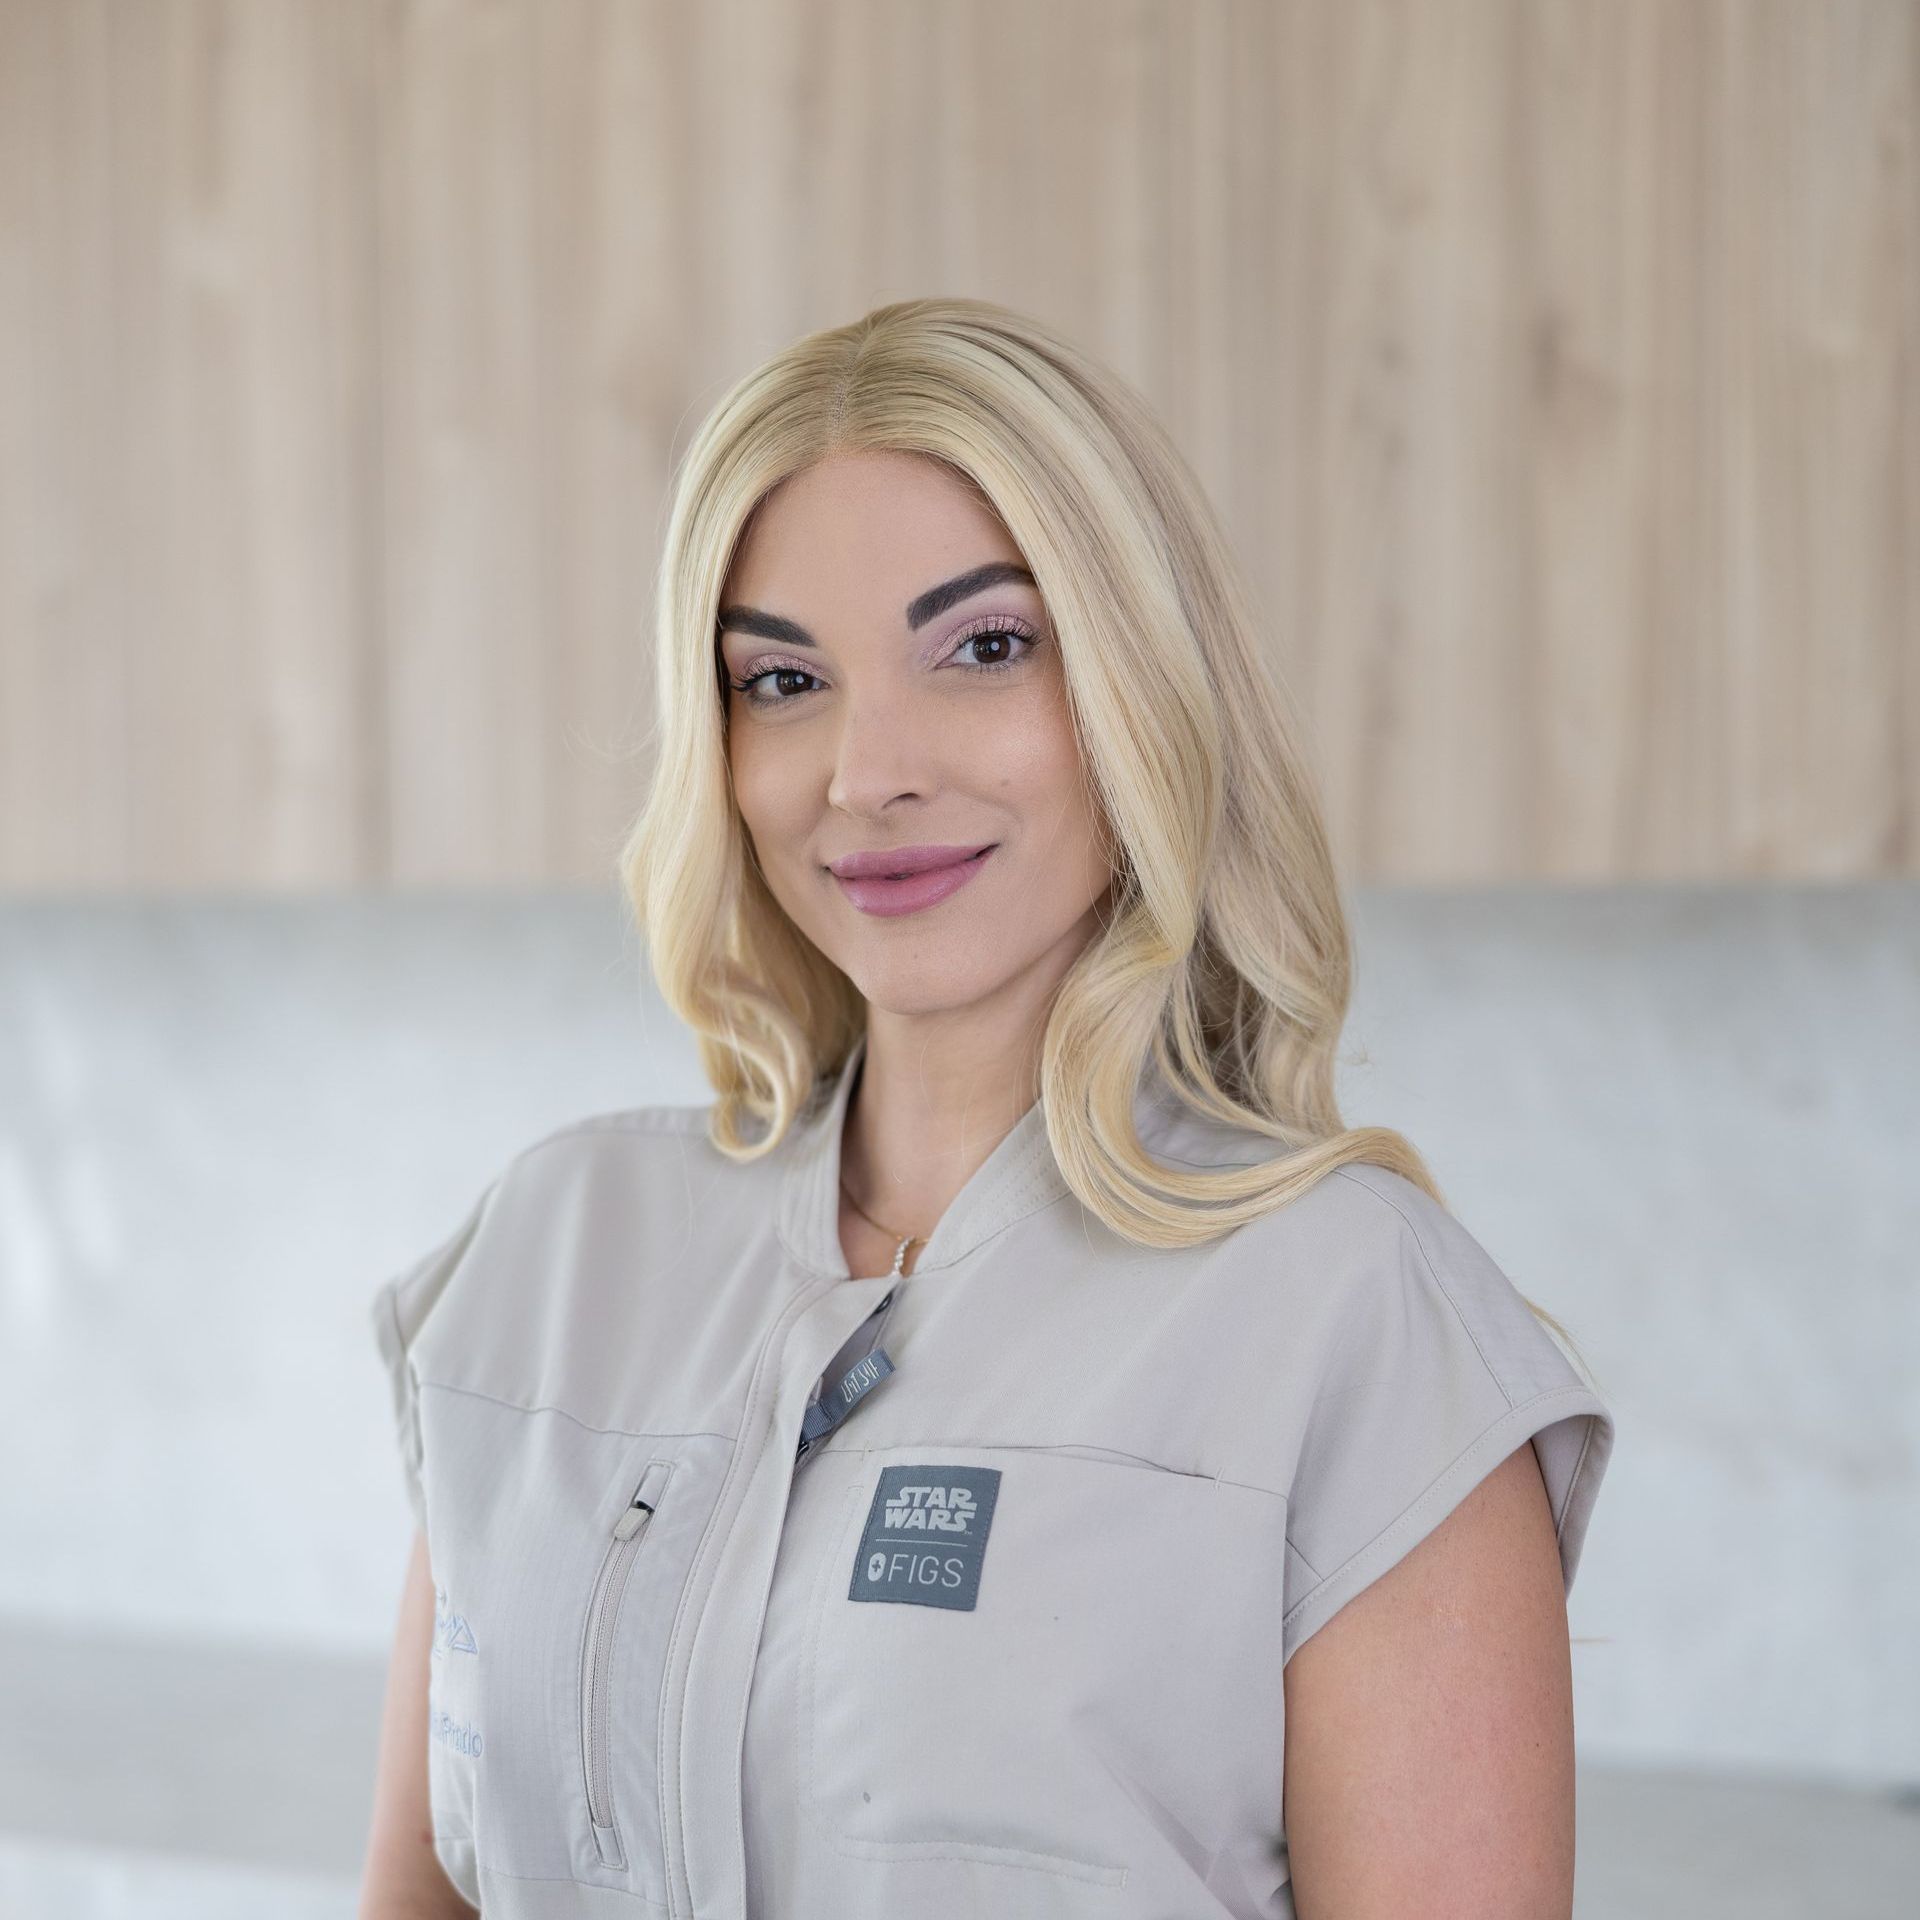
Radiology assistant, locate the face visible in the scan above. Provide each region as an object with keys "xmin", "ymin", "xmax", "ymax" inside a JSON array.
[{"xmin": 717, "ymin": 448, "xmax": 1117, "ymax": 1025}]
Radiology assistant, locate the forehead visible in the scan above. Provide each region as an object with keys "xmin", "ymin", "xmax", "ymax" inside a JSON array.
[{"xmin": 722, "ymin": 450, "xmax": 1026, "ymax": 611}]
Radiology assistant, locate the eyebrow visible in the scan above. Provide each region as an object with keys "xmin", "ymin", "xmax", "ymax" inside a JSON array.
[{"xmin": 714, "ymin": 560, "xmax": 1037, "ymax": 651}]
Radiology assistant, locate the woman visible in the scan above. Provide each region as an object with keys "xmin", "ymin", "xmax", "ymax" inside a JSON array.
[{"xmin": 360, "ymin": 297, "xmax": 1615, "ymax": 1920}]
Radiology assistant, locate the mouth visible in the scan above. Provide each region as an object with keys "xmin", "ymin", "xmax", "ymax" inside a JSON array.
[{"xmin": 829, "ymin": 844, "xmax": 997, "ymax": 918}]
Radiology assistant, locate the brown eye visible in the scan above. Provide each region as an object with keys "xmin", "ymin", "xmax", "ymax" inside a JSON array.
[
  {"xmin": 728, "ymin": 663, "xmax": 822, "ymax": 707},
  {"xmin": 948, "ymin": 620, "xmax": 1039, "ymax": 673}
]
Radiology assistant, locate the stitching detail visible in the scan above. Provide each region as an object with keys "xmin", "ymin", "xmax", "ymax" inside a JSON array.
[
  {"xmin": 1280, "ymin": 1384, "xmax": 1605, "ymax": 1641},
  {"xmin": 802, "ymin": 1434, "xmax": 1288, "ymax": 1503},
  {"xmin": 526, "ymin": 1106, "xmax": 713, "ymax": 1146},
  {"xmin": 797, "ymin": 1482, "xmax": 858, "ymax": 1853},
  {"xmin": 1327, "ymin": 1165, "xmax": 1509, "ymax": 1407},
  {"xmin": 415, "ymin": 1377, "xmax": 736, "ymax": 1446},
  {"xmin": 920, "ymin": 1185, "xmax": 1075, "ymax": 1269},
  {"xmin": 485, "ymin": 1107, "xmax": 717, "ymax": 1202},
  {"xmin": 473, "ymin": 1859, "xmax": 671, "ymax": 1906},
  {"xmin": 718, "ymin": 1297, "xmax": 834, "ymax": 1912},
  {"xmin": 1553, "ymin": 1393, "xmax": 1600, "ymax": 1536},
  {"xmin": 669, "ymin": 1276, "xmax": 834, "ymax": 1914},
  {"xmin": 574, "ymin": 1455, "xmax": 677, "ymax": 1897}
]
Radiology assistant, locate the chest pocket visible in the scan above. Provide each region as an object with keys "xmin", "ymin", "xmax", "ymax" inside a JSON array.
[
  {"xmin": 800, "ymin": 1442, "xmax": 1291, "ymax": 1890},
  {"xmin": 419, "ymin": 1388, "xmax": 733, "ymax": 1907}
]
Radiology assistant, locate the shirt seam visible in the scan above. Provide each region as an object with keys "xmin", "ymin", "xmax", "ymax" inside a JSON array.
[
  {"xmin": 1551, "ymin": 1382, "xmax": 1601, "ymax": 1533},
  {"xmin": 1286, "ymin": 1536, "xmax": 1326, "ymax": 1583},
  {"xmin": 805, "ymin": 1434, "xmax": 1291, "ymax": 1503},
  {"xmin": 918, "ymin": 1183, "xmax": 1076, "ymax": 1271},
  {"xmin": 500, "ymin": 1106, "xmax": 714, "ymax": 1184},
  {"xmin": 469, "ymin": 1857, "xmax": 669, "ymax": 1905},
  {"xmin": 543, "ymin": 1105, "xmax": 711, "ymax": 1139},
  {"xmin": 1281, "ymin": 1382, "xmax": 1604, "ymax": 1631},
  {"xmin": 1326, "ymin": 1164, "xmax": 1513, "ymax": 1410},
  {"xmin": 416, "ymin": 1375, "xmax": 737, "ymax": 1446}
]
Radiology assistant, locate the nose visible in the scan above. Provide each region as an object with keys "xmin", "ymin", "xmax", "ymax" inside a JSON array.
[{"xmin": 824, "ymin": 679, "xmax": 940, "ymax": 818}]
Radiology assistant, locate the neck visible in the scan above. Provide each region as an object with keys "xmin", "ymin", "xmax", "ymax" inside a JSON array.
[{"xmin": 837, "ymin": 1016, "xmax": 1042, "ymax": 1246}]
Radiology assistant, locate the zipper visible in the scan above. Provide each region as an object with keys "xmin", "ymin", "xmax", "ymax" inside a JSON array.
[{"xmin": 580, "ymin": 1456, "xmax": 674, "ymax": 1868}]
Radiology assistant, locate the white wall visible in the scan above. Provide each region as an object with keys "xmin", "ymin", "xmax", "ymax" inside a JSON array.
[{"xmin": 1, "ymin": 885, "xmax": 1913, "ymax": 1793}]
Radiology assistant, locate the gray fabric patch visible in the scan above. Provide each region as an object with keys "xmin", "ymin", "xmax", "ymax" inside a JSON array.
[{"xmin": 848, "ymin": 1464, "xmax": 1001, "ymax": 1610}]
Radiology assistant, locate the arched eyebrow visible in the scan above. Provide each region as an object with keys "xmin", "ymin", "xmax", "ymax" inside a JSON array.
[{"xmin": 715, "ymin": 560, "xmax": 1037, "ymax": 651}]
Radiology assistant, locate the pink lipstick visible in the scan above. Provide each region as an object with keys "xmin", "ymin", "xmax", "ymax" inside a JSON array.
[{"xmin": 827, "ymin": 843, "xmax": 997, "ymax": 918}]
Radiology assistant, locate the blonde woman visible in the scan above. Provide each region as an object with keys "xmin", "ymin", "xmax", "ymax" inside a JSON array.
[{"xmin": 361, "ymin": 297, "xmax": 1615, "ymax": 1920}]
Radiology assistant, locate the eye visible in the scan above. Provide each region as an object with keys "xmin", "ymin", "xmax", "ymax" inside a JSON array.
[
  {"xmin": 945, "ymin": 617, "xmax": 1040, "ymax": 673},
  {"xmin": 727, "ymin": 659, "xmax": 821, "ymax": 707}
]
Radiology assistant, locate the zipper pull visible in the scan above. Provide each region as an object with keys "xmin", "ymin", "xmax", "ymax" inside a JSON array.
[{"xmin": 613, "ymin": 1458, "xmax": 673, "ymax": 1540}]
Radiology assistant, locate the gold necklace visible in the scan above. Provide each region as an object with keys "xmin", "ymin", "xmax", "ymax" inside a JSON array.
[{"xmin": 837, "ymin": 1172, "xmax": 927, "ymax": 1278}]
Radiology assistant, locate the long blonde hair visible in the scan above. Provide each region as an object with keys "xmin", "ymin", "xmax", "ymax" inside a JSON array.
[{"xmin": 619, "ymin": 296, "xmax": 1588, "ymax": 1363}]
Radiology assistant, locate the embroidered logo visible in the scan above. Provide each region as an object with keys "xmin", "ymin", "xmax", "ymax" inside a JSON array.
[
  {"xmin": 429, "ymin": 1590, "xmax": 483, "ymax": 1757},
  {"xmin": 849, "ymin": 1464, "xmax": 1001, "ymax": 1611},
  {"xmin": 433, "ymin": 1585, "xmax": 479, "ymax": 1657},
  {"xmin": 429, "ymin": 1700, "xmax": 484, "ymax": 1756}
]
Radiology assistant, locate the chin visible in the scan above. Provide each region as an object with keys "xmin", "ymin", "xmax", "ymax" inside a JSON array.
[{"xmin": 839, "ymin": 954, "xmax": 1006, "ymax": 1019}]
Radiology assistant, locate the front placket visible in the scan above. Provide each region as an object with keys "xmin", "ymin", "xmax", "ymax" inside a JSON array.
[
  {"xmin": 665, "ymin": 1262, "xmax": 900, "ymax": 1919},
  {"xmin": 654, "ymin": 1030, "xmax": 1069, "ymax": 1916}
]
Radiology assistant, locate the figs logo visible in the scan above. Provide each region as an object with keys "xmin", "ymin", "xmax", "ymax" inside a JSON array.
[{"xmin": 850, "ymin": 1464, "xmax": 1002, "ymax": 1612}]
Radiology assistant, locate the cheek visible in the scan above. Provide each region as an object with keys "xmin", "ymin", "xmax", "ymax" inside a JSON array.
[
  {"xmin": 984, "ymin": 695, "xmax": 1101, "ymax": 845},
  {"xmin": 726, "ymin": 732, "xmax": 800, "ymax": 849}
]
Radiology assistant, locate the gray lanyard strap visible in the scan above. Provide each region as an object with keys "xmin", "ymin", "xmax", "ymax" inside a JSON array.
[{"xmin": 795, "ymin": 1286, "xmax": 898, "ymax": 1465}]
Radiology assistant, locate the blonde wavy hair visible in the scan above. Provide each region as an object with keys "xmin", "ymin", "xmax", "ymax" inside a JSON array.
[{"xmin": 620, "ymin": 296, "xmax": 1587, "ymax": 1363}]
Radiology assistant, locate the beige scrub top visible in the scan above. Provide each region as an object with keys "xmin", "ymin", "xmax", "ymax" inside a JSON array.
[{"xmin": 369, "ymin": 1033, "xmax": 1615, "ymax": 1919}]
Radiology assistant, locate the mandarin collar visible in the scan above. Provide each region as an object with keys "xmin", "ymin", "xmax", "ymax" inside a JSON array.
[{"xmin": 775, "ymin": 1031, "xmax": 1073, "ymax": 1277}]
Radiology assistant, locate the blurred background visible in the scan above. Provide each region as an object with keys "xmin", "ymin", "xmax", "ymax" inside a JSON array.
[{"xmin": 1, "ymin": 1, "xmax": 1915, "ymax": 1916}]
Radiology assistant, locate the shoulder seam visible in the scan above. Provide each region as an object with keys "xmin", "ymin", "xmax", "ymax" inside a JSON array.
[
  {"xmin": 1326, "ymin": 1165, "xmax": 1512, "ymax": 1413},
  {"xmin": 505, "ymin": 1103, "xmax": 712, "ymax": 1168}
]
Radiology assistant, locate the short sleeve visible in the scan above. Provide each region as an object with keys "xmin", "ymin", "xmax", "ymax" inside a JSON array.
[
  {"xmin": 1281, "ymin": 1169, "xmax": 1616, "ymax": 1667},
  {"xmin": 367, "ymin": 1183, "xmax": 496, "ymax": 1534}
]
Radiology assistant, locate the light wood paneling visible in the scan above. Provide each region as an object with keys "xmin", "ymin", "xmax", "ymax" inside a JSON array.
[
  {"xmin": 0, "ymin": 0, "xmax": 125, "ymax": 886},
  {"xmin": 1, "ymin": 0, "xmax": 1913, "ymax": 890},
  {"xmin": 1, "ymin": 0, "xmax": 380, "ymax": 889}
]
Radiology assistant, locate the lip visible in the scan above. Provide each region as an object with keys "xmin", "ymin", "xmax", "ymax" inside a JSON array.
[
  {"xmin": 827, "ymin": 843, "xmax": 997, "ymax": 880},
  {"xmin": 829, "ymin": 844, "xmax": 997, "ymax": 918}
]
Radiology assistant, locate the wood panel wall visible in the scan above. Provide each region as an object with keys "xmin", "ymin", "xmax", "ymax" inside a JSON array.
[{"xmin": 2, "ymin": 0, "xmax": 1913, "ymax": 891}]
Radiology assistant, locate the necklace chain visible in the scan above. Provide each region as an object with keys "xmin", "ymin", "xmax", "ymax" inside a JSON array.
[{"xmin": 837, "ymin": 1172, "xmax": 927, "ymax": 1277}]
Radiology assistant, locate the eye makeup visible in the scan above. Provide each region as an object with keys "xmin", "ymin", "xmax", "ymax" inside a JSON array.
[{"xmin": 725, "ymin": 612, "xmax": 1042, "ymax": 711}]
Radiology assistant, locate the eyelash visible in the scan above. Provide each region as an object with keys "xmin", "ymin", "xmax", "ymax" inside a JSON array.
[{"xmin": 726, "ymin": 616, "xmax": 1041, "ymax": 709}]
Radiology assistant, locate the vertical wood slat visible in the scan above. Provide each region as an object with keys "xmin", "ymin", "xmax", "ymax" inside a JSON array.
[
  {"xmin": 0, "ymin": 0, "xmax": 127, "ymax": 887},
  {"xmin": 1719, "ymin": 0, "xmax": 1917, "ymax": 874},
  {"xmin": 6, "ymin": 0, "xmax": 380, "ymax": 889},
  {"xmin": 0, "ymin": 0, "xmax": 1913, "ymax": 890}
]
